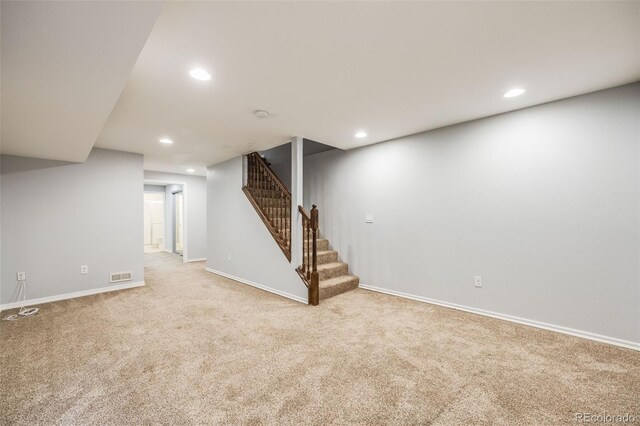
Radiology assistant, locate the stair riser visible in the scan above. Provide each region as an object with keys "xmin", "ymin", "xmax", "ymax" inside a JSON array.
[
  {"xmin": 304, "ymin": 239, "xmax": 329, "ymax": 251},
  {"xmin": 304, "ymin": 251, "xmax": 338, "ymax": 264},
  {"xmin": 318, "ymin": 264, "xmax": 349, "ymax": 281}
]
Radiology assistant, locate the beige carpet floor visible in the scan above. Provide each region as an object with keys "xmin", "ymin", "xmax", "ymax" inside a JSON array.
[{"xmin": 1, "ymin": 252, "xmax": 638, "ymax": 425}]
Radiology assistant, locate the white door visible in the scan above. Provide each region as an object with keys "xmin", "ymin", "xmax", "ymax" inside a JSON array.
[{"xmin": 144, "ymin": 193, "xmax": 165, "ymax": 250}]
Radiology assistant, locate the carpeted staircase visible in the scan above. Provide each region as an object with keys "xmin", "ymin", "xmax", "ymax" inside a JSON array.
[
  {"xmin": 243, "ymin": 152, "xmax": 359, "ymax": 304},
  {"xmin": 303, "ymin": 237, "xmax": 359, "ymax": 302}
]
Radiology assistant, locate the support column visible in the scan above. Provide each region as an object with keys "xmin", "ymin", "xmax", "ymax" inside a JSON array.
[{"xmin": 290, "ymin": 137, "xmax": 304, "ymax": 275}]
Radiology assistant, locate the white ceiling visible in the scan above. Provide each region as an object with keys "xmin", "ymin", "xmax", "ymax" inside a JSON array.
[
  {"xmin": 0, "ymin": 1, "xmax": 163, "ymax": 162},
  {"xmin": 3, "ymin": 2, "xmax": 639, "ymax": 173}
]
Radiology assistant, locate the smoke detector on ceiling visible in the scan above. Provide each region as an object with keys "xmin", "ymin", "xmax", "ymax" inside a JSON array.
[{"xmin": 254, "ymin": 110, "xmax": 270, "ymax": 119}]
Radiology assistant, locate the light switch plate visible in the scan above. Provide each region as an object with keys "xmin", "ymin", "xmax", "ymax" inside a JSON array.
[{"xmin": 474, "ymin": 276, "xmax": 482, "ymax": 288}]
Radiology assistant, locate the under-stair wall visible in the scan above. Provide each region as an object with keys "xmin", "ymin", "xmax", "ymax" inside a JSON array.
[{"xmin": 206, "ymin": 156, "xmax": 307, "ymax": 303}]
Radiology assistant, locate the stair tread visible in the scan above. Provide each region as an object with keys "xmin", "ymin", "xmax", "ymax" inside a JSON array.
[
  {"xmin": 319, "ymin": 274, "xmax": 360, "ymax": 301},
  {"xmin": 316, "ymin": 261, "xmax": 346, "ymax": 271},
  {"xmin": 304, "ymin": 250, "xmax": 336, "ymax": 256},
  {"xmin": 319, "ymin": 274, "xmax": 359, "ymax": 287}
]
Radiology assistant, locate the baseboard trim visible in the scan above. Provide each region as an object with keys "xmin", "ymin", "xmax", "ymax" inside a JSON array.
[
  {"xmin": 359, "ymin": 284, "xmax": 639, "ymax": 352},
  {"xmin": 205, "ymin": 267, "xmax": 307, "ymax": 305},
  {"xmin": 0, "ymin": 281, "xmax": 146, "ymax": 311},
  {"xmin": 185, "ymin": 257, "xmax": 206, "ymax": 263}
]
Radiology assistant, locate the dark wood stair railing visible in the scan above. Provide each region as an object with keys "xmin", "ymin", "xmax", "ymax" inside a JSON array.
[
  {"xmin": 296, "ymin": 205, "xmax": 319, "ymax": 306},
  {"xmin": 242, "ymin": 152, "xmax": 291, "ymax": 261},
  {"xmin": 243, "ymin": 153, "xmax": 355, "ymax": 305}
]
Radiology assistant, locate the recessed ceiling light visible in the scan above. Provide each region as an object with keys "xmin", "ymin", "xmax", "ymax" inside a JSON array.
[
  {"xmin": 186, "ymin": 168, "xmax": 195, "ymax": 173},
  {"xmin": 159, "ymin": 138, "xmax": 173, "ymax": 144},
  {"xmin": 355, "ymin": 131, "xmax": 367, "ymax": 138},
  {"xmin": 189, "ymin": 68, "xmax": 211, "ymax": 81},
  {"xmin": 503, "ymin": 88, "xmax": 525, "ymax": 98}
]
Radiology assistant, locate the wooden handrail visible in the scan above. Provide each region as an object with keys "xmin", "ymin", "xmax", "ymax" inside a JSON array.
[
  {"xmin": 242, "ymin": 152, "xmax": 292, "ymax": 261},
  {"xmin": 298, "ymin": 205, "xmax": 310, "ymax": 220},
  {"xmin": 243, "ymin": 151, "xmax": 319, "ymax": 305},
  {"xmin": 296, "ymin": 204, "xmax": 319, "ymax": 305},
  {"xmin": 250, "ymin": 152, "xmax": 290, "ymax": 197}
]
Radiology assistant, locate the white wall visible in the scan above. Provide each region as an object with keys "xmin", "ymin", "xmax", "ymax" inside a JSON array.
[
  {"xmin": 1, "ymin": 148, "xmax": 144, "ymax": 305},
  {"xmin": 206, "ymin": 157, "xmax": 307, "ymax": 303},
  {"xmin": 144, "ymin": 184, "xmax": 165, "ymax": 193},
  {"xmin": 143, "ymin": 171, "xmax": 207, "ymax": 261},
  {"xmin": 304, "ymin": 83, "xmax": 640, "ymax": 346},
  {"xmin": 263, "ymin": 142, "xmax": 292, "ymax": 191}
]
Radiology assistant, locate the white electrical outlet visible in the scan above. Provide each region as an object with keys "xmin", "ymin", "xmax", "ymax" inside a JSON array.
[
  {"xmin": 80, "ymin": 265, "xmax": 89, "ymax": 275},
  {"xmin": 474, "ymin": 276, "xmax": 482, "ymax": 288},
  {"xmin": 16, "ymin": 272, "xmax": 26, "ymax": 281},
  {"xmin": 365, "ymin": 213, "xmax": 374, "ymax": 223},
  {"xmin": 227, "ymin": 254, "xmax": 232, "ymax": 261}
]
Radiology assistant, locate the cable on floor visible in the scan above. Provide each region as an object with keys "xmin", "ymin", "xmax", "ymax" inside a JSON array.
[{"xmin": 2, "ymin": 280, "xmax": 39, "ymax": 321}]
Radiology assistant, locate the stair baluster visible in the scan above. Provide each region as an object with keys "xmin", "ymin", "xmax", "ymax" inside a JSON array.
[
  {"xmin": 297, "ymin": 205, "xmax": 319, "ymax": 305},
  {"xmin": 243, "ymin": 151, "xmax": 356, "ymax": 305},
  {"xmin": 310, "ymin": 205, "xmax": 319, "ymax": 306},
  {"xmin": 242, "ymin": 152, "xmax": 292, "ymax": 261}
]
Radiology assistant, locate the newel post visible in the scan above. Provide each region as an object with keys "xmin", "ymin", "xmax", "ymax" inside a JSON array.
[{"xmin": 309, "ymin": 204, "xmax": 319, "ymax": 306}]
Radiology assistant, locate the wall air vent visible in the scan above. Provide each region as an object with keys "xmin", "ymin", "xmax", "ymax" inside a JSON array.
[{"xmin": 110, "ymin": 271, "xmax": 132, "ymax": 283}]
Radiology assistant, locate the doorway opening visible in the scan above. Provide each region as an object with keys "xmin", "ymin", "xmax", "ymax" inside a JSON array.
[
  {"xmin": 143, "ymin": 181, "xmax": 188, "ymax": 261},
  {"xmin": 143, "ymin": 192, "xmax": 165, "ymax": 254}
]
